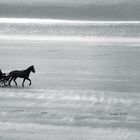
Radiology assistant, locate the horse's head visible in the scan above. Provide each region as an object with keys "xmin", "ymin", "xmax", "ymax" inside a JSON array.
[{"xmin": 30, "ymin": 65, "xmax": 35, "ymax": 73}]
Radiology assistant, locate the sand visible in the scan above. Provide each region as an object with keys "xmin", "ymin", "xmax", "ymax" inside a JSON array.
[{"xmin": 0, "ymin": 41, "xmax": 140, "ymax": 140}]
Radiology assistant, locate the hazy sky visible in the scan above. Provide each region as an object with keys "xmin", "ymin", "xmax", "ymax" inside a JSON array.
[
  {"xmin": 0, "ymin": 0, "xmax": 139, "ymax": 6},
  {"xmin": 0, "ymin": 0, "xmax": 140, "ymax": 20}
]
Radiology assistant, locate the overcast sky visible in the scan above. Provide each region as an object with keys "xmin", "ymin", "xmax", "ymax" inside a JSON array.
[{"xmin": 0, "ymin": 0, "xmax": 140, "ymax": 20}]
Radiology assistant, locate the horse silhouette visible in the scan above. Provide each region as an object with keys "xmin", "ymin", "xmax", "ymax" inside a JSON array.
[{"xmin": 6, "ymin": 65, "xmax": 35, "ymax": 87}]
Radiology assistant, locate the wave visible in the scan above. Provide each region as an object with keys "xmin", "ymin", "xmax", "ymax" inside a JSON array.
[
  {"xmin": 0, "ymin": 18, "xmax": 107, "ymax": 25},
  {"xmin": 0, "ymin": 18, "xmax": 140, "ymax": 25},
  {"xmin": 0, "ymin": 35, "xmax": 140, "ymax": 44}
]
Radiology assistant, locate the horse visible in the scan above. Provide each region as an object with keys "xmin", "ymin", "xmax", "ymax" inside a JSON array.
[{"xmin": 7, "ymin": 65, "xmax": 35, "ymax": 87}]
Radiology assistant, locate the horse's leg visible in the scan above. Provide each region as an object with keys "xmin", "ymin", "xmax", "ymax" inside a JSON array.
[
  {"xmin": 13, "ymin": 77, "xmax": 17, "ymax": 86},
  {"xmin": 8, "ymin": 77, "xmax": 13, "ymax": 87},
  {"xmin": 27, "ymin": 78, "xmax": 31, "ymax": 86},
  {"xmin": 22, "ymin": 78, "xmax": 25, "ymax": 87}
]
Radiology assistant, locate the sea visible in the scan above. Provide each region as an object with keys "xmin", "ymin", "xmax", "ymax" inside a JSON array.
[
  {"xmin": 0, "ymin": 18, "xmax": 140, "ymax": 43},
  {"xmin": 0, "ymin": 18, "xmax": 140, "ymax": 140}
]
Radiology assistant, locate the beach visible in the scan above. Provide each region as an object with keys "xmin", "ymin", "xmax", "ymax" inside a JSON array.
[
  {"xmin": 0, "ymin": 0, "xmax": 140, "ymax": 139},
  {"xmin": 0, "ymin": 41, "xmax": 140, "ymax": 139}
]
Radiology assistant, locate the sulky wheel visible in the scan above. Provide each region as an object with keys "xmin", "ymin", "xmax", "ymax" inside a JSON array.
[{"xmin": 0, "ymin": 81, "xmax": 5, "ymax": 87}]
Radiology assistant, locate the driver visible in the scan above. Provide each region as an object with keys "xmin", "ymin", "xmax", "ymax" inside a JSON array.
[{"xmin": 0, "ymin": 69, "xmax": 5, "ymax": 79}]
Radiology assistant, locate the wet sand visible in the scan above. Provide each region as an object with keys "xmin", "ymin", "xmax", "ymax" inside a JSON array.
[{"xmin": 0, "ymin": 41, "xmax": 140, "ymax": 139}]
